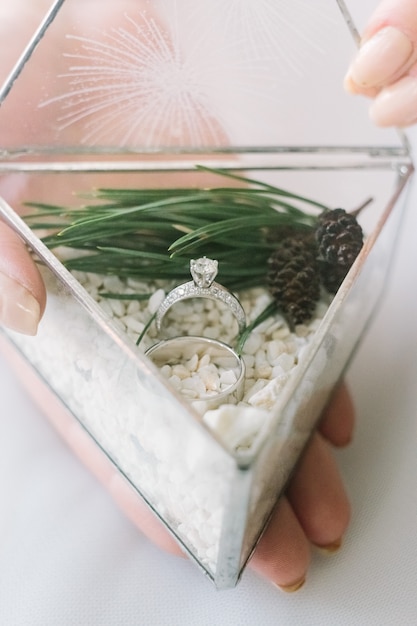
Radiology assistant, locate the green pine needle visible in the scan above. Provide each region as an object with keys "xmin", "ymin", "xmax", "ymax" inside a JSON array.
[
  {"xmin": 25, "ymin": 166, "xmax": 327, "ymax": 292},
  {"xmin": 236, "ymin": 301, "xmax": 278, "ymax": 355},
  {"xmin": 98, "ymin": 292, "xmax": 153, "ymax": 301}
]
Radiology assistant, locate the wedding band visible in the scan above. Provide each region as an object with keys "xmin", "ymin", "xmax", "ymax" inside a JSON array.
[
  {"xmin": 145, "ymin": 336, "xmax": 245, "ymax": 410},
  {"xmin": 155, "ymin": 257, "xmax": 246, "ymax": 335}
]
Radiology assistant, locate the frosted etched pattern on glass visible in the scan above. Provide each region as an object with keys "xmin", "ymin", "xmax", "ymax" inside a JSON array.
[{"xmin": 0, "ymin": 0, "xmax": 404, "ymax": 159}]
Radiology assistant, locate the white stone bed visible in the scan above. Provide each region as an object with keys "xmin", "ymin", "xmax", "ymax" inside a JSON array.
[
  {"xmin": 72, "ymin": 270, "xmax": 331, "ymax": 453},
  {"xmin": 5, "ymin": 263, "xmax": 333, "ymax": 575}
]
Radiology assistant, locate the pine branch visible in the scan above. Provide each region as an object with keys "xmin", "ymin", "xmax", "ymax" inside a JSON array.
[{"xmin": 24, "ymin": 166, "xmax": 327, "ymax": 291}]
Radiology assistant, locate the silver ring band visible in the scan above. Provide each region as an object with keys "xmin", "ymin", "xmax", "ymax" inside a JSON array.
[
  {"xmin": 145, "ymin": 336, "xmax": 245, "ymax": 410},
  {"xmin": 155, "ymin": 257, "xmax": 246, "ymax": 335}
]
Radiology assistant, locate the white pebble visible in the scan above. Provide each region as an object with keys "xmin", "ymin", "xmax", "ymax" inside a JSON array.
[
  {"xmin": 122, "ymin": 315, "xmax": 145, "ymax": 334},
  {"xmin": 247, "ymin": 377, "xmax": 284, "ymax": 410},
  {"xmin": 160, "ymin": 364, "xmax": 172, "ymax": 378},
  {"xmin": 127, "ymin": 300, "xmax": 140, "ymax": 315},
  {"xmin": 85, "ymin": 272, "xmax": 103, "ymax": 288},
  {"xmin": 242, "ymin": 333, "xmax": 263, "ymax": 355},
  {"xmin": 187, "ymin": 323, "xmax": 205, "ymax": 336},
  {"xmin": 99, "ymin": 300, "xmax": 114, "ymax": 317},
  {"xmin": 244, "ymin": 378, "xmax": 268, "ymax": 403},
  {"xmin": 126, "ymin": 277, "xmax": 149, "ymax": 290},
  {"xmin": 198, "ymin": 354, "xmax": 211, "ymax": 368},
  {"xmin": 168, "ymin": 374, "xmax": 182, "ymax": 389},
  {"xmin": 275, "ymin": 353, "xmax": 296, "ymax": 372},
  {"xmin": 203, "ymin": 405, "xmax": 268, "ymax": 450},
  {"xmin": 219, "ymin": 369, "xmax": 237, "ymax": 386},
  {"xmin": 295, "ymin": 324, "xmax": 309, "ymax": 337},
  {"xmin": 273, "ymin": 326, "xmax": 291, "ymax": 340},
  {"xmin": 266, "ymin": 319, "xmax": 285, "ymax": 334},
  {"xmin": 202, "ymin": 326, "xmax": 220, "ymax": 340},
  {"xmin": 103, "ymin": 275, "xmax": 125, "ymax": 292},
  {"xmin": 192, "ymin": 300, "xmax": 205, "ymax": 314},
  {"xmin": 147, "ymin": 289, "xmax": 165, "ymax": 314},
  {"xmin": 207, "ymin": 309, "xmax": 220, "ymax": 324},
  {"xmin": 265, "ymin": 339, "xmax": 286, "ymax": 363},
  {"xmin": 244, "ymin": 378, "xmax": 256, "ymax": 394},
  {"xmin": 182, "ymin": 375, "xmax": 206, "ymax": 396},
  {"xmin": 245, "ymin": 367, "xmax": 255, "ymax": 379},
  {"xmin": 198, "ymin": 365, "xmax": 221, "ymax": 391},
  {"xmin": 185, "ymin": 354, "xmax": 199, "ymax": 372},
  {"xmin": 271, "ymin": 365, "xmax": 286, "ymax": 379},
  {"xmin": 214, "ymin": 356, "xmax": 238, "ymax": 369},
  {"xmin": 255, "ymin": 363, "xmax": 272, "ymax": 379},
  {"xmin": 284, "ymin": 339, "xmax": 298, "ymax": 354},
  {"xmin": 109, "ymin": 299, "xmax": 126, "ymax": 318},
  {"xmin": 181, "ymin": 388, "xmax": 198, "ymax": 398},
  {"xmin": 242, "ymin": 354, "xmax": 255, "ymax": 369},
  {"xmin": 172, "ymin": 364, "xmax": 191, "ymax": 380},
  {"xmin": 254, "ymin": 348, "xmax": 267, "ymax": 368}
]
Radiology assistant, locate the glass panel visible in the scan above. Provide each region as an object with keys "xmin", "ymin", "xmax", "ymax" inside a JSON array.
[
  {"xmin": 237, "ymin": 165, "xmax": 413, "ymax": 575},
  {"xmin": 0, "ymin": 0, "xmax": 407, "ymax": 169},
  {"xmin": 0, "ymin": 204, "xmax": 236, "ymax": 582}
]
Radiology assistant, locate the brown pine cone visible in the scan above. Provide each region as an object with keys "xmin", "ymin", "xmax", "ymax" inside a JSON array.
[
  {"xmin": 315, "ymin": 208, "xmax": 363, "ymax": 267},
  {"xmin": 315, "ymin": 208, "xmax": 364, "ymax": 293},
  {"xmin": 266, "ymin": 223, "xmax": 312, "ymax": 245},
  {"xmin": 319, "ymin": 261, "xmax": 348, "ymax": 294},
  {"xmin": 267, "ymin": 236, "xmax": 321, "ymax": 326}
]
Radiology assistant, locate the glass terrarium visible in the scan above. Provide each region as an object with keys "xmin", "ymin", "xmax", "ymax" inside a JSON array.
[{"xmin": 0, "ymin": 0, "xmax": 413, "ymax": 588}]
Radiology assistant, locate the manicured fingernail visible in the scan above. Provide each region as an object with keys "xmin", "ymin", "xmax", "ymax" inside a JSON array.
[
  {"xmin": 277, "ymin": 577, "xmax": 306, "ymax": 593},
  {"xmin": 343, "ymin": 73, "xmax": 379, "ymax": 97},
  {"xmin": 315, "ymin": 537, "xmax": 343, "ymax": 555},
  {"xmin": 347, "ymin": 27, "xmax": 413, "ymax": 89},
  {"xmin": 0, "ymin": 271, "xmax": 41, "ymax": 335},
  {"xmin": 370, "ymin": 76, "xmax": 417, "ymax": 127}
]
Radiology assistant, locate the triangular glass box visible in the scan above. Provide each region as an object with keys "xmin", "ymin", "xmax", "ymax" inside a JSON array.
[{"xmin": 0, "ymin": 0, "xmax": 413, "ymax": 588}]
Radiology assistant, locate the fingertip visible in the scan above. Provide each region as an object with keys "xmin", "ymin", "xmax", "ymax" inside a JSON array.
[
  {"xmin": 319, "ymin": 383, "xmax": 355, "ymax": 448},
  {"xmin": 344, "ymin": 71, "xmax": 360, "ymax": 94},
  {"xmin": 369, "ymin": 75, "xmax": 417, "ymax": 127},
  {"xmin": 287, "ymin": 433, "xmax": 351, "ymax": 549},
  {"xmin": 0, "ymin": 220, "xmax": 46, "ymax": 334},
  {"xmin": 275, "ymin": 576, "xmax": 306, "ymax": 594},
  {"xmin": 250, "ymin": 497, "xmax": 311, "ymax": 588},
  {"xmin": 344, "ymin": 71, "xmax": 380, "ymax": 98}
]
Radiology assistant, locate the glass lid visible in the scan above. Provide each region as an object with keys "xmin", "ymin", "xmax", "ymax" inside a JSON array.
[{"xmin": 0, "ymin": 0, "xmax": 410, "ymax": 170}]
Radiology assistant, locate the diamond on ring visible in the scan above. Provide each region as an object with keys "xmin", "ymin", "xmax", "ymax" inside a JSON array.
[
  {"xmin": 154, "ymin": 257, "xmax": 246, "ymax": 336},
  {"xmin": 190, "ymin": 257, "xmax": 218, "ymax": 288}
]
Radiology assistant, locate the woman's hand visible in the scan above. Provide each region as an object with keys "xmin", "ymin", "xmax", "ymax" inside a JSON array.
[
  {"xmin": 250, "ymin": 383, "xmax": 353, "ymax": 591},
  {"xmin": 345, "ymin": 0, "xmax": 417, "ymax": 127},
  {"xmin": 0, "ymin": 218, "xmax": 45, "ymax": 335}
]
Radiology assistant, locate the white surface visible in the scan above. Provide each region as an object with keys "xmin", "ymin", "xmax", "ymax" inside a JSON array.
[{"xmin": 2, "ymin": 4, "xmax": 417, "ymax": 625}]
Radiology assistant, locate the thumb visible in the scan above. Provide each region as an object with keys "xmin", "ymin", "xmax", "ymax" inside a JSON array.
[
  {"xmin": 344, "ymin": 0, "xmax": 417, "ymax": 127},
  {"xmin": 0, "ymin": 219, "xmax": 46, "ymax": 335}
]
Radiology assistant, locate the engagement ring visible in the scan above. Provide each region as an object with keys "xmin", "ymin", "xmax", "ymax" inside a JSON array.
[{"xmin": 155, "ymin": 257, "xmax": 246, "ymax": 335}]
